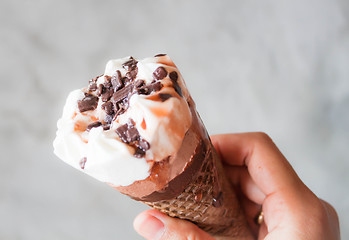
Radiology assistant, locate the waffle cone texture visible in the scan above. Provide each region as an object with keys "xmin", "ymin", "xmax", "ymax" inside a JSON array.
[{"xmin": 142, "ymin": 139, "xmax": 252, "ymax": 239}]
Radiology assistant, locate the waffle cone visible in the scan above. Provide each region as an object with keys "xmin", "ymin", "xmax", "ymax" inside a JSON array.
[{"xmin": 142, "ymin": 139, "xmax": 252, "ymax": 239}]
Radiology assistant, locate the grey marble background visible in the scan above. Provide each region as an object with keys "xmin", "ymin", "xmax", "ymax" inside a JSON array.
[{"xmin": 1, "ymin": 0, "xmax": 348, "ymax": 239}]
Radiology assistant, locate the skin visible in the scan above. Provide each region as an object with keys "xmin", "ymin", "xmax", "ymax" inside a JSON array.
[{"xmin": 134, "ymin": 132, "xmax": 340, "ymax": 240}]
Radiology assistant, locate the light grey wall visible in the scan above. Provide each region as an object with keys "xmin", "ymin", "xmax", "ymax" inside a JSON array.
[{"xmin": 1, "ymin": 0, "xmax": 348, "ymax": 239}]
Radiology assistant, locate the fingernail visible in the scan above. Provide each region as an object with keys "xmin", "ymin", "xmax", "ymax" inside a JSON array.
[{"xmin": 134, "ymin": 212, "xmax": 165, "ymax": 239}]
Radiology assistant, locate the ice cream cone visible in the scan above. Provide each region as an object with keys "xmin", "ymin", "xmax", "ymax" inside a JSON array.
[{"xmin": 54, "ymin": 55, "xmax": 253, "ymax": 239}]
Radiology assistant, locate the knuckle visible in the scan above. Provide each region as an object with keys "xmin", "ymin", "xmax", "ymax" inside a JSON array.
[
  {"xmin": 307, "ymin": 198, "xmax": 334, "ymax": 223},
  {"xmin": 253, "ymin": 132, "xmax": 273, "ymax": 144},
  {"xmin": 320, "ymin": 199, "xmax": 340, "ymax": 222}
]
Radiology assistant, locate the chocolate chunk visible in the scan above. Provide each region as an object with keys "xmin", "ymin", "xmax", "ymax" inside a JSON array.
[
  {"xmin": 149, "ymin": 81, "xmax": 163, "ymax": 92},
  {"xmin": 134, "ymin": 79, "xmax": 145, "ymax": 88},
  {"xmin": 78, "ymin": 94, "xmax": 99, "ymax": 112},
  {"xmin": 115, "ymin": 124, "xmax": 129, "ymax": 143},
  {"xmin": 154, "ymin": 53, "xmax": 167, "ymax": 57},
  {"xmin": 169, "ymin": 71, "xmax": 178, "ymax": 82},
  {"xmin": 137, "ymin": 82, "xmax": 163, "ymax": 95},
  {"xmin": 103, "ymin": 75, "xmax": 112, "ymax": 88},
  {"xmin": 96, "ymin": 84, "xmax": 105, "ymax": 96},
  {"xmin": 86, "ymin": 121, "xmax": 102, "ymax": 131},
  {"xmin": 126, "ymin": 125, "xmax": 139, "ymax": 143},
  {"xmin": 115, "ymin": 100, "xmax": 124, "ymax": 111},
  {"xmin": 137, "ymin": 139, "xmax": 150, "ymax": 151},
  {"xmin": 80, "ymin": 157, "xmax": 87, "ymax": 169},
  {"xmin": 122, "ymin": 57, "xmax": 138, "ymax": 71},
  {"xmin": 115, "ymin": 120, "xmax": 150, "ymax": 157},
  {"xmin": 125, "ymin": 69, "xmax": 138, "ymax": 81},
  {"xmin": 137, "ymin": 86, "xmax": 150, "ymax": 95},
  {"xmin": 101, "ymin": 101, "xmax": 114, "ymax": 115},
  {"xmin": 112, "ymin": 84, "xmax": 133, "ymax": 103},
  {"xmin": 88, "ymin": 82, "xmax": 97, "ymax": 91},
  {"xmin": 104, "ymin": 114, "xmax": 114, "ymax": 124},
  {"xmin": 134, "ymin": 148, "xmax": 146, "ymax": 158},
  {"xmin": 115, "ymin": 121, "xmax": 142, "ymax": 144},
  {"xmin": 158, "ymin": 93, "xmax": 172, "ymax": 102},
  {"xmin": 111, "ymin": 70, "xmax": 123, "ymax": 91},
  {"xmin": 121, "ymin": 77, "xmax": 129, "ymax": 85},
  {"xmin": 134, "ymin": 80, "xmax": 147, "ymax": 94},
  {"xmin": 101, "ymin": 88, "xmax": 114, "ymax": 102},
  {"xmin": 115, "ymin": 106, "xmax": 126, "ymax": 117},
  {"xmin": 153, "ymin": 67, "xmax": 168, "ymax": 80},
  {"xmin": 134, "ymin": 138, "xmax": 150, "ymax": 158}
]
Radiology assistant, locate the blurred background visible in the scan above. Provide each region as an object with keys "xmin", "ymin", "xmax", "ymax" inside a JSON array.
[{"xmin": 1, "ymin": 0, "xmax": 348, "ymax": 239}]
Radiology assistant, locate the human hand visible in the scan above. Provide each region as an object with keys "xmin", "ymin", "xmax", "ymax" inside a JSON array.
[{"xmin": 133, "ymin": 132, "xmax": 340, "ymax": 240}]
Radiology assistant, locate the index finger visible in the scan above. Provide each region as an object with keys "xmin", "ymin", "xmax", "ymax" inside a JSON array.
[{"xmin": 211, "ymin": 132, "xmax": 305, "ymax": 196}]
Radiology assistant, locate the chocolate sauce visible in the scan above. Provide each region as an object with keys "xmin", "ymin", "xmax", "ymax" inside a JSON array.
[
  {"xmin": 169, "ymin": 71, "xmax": 178, "ymax": 82},
  {"xmin": 86, "ymin": 121, "xmax": 102, "ymax": 131}
]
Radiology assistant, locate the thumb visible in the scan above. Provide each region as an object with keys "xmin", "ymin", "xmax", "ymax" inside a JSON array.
[{"xmin": 134, "ymin": 209, "xmax": 215, "ymax": 240}]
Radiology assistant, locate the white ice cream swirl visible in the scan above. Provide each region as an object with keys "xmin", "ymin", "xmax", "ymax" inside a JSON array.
[{"xmin": 53, "ymin": 56, "xmax": 192, "ymax": 186}]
